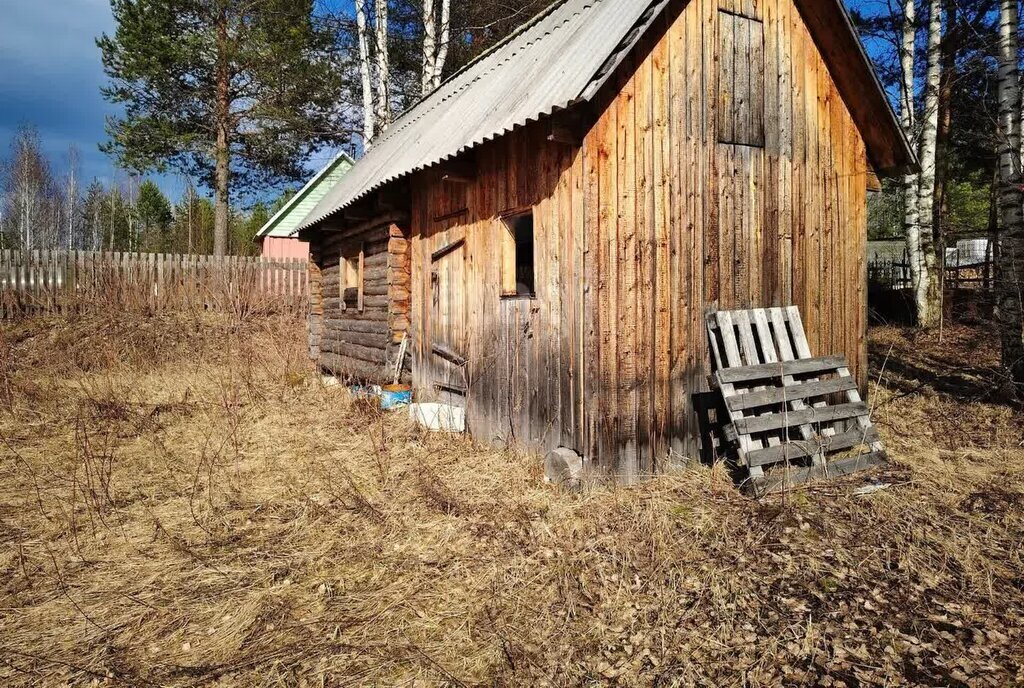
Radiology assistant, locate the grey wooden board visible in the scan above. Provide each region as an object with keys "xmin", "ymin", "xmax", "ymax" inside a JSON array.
[
  {"xmin": 745, "ymin": 451, "xmax": 888, "ymax": 497},
  {"xmin": 724, "ymin": 376, "xmax": 857, "ymax": 411},
  {"xmin": 731, "ymin": 401, "xmax": 868, "ymax": 434},
  {"xmin": 747, "ymin": 426, "xmax": 881, "ymax": 467},
  {"xmin": 715, "ymin": 355, "xmax": 848, "ymax": 384}
]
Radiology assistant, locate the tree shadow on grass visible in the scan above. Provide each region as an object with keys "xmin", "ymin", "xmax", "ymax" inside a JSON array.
[{"xmin": 868, "ymin": 321, "xmax": 1016, "ymax": 408}]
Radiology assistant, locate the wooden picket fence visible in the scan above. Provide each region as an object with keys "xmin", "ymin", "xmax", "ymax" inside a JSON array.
[{"xmin": 0, "ymin": 250, "xmax": 308, "ymax": 319}]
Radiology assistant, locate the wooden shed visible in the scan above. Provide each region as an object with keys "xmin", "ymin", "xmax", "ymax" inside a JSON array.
[{"xmin": 298, "ymin": 0, "xmax": 915, "ymax": 476}]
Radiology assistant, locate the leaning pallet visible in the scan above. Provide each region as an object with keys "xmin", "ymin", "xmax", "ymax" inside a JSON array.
[{"xmin": 706, "ymin": 306, "xmax": 887, "ymax": 496}]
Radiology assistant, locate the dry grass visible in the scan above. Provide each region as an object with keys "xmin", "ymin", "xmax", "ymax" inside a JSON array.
[{"xmin": 1, "ymin": 313, "xmax": 1022, "ymax": 686}]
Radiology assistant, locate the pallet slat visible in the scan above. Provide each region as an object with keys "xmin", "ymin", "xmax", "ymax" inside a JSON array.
[
  {"xmin": 724, "ymin": 376, "xmax": 857, "ymax": 411},
  {"xmin": 731, "ymin": 401, "xmax": 869, "ymax": 434},
  {"xmin": 715, "ymin": 354, "xmax": 848, "ymax": 384},
  {"xmin": 746, "ymin": 426, "xmax": 881, "ymax": 467},
  {"xmin": 746, "ymin": 451, "xmax": 888, "ymax": 497}
]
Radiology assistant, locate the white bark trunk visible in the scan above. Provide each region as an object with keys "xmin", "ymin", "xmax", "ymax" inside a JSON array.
[
  {"xmin": 64, "ymin": 147, "xmax": 79, "ymax": 250},
  {"xmin": 356, "ymin": 0, "xmax": 376, "ymax": 147},
  {"xmin": 126, "ymin": 178, "xmax": 136, "ymax": 252},
  {"xmin": 997, "ymin": 0, "xmax": 1024, "ymax": 389},
  {"xmin": 432, "ymin": 0, "xmax": 450, "ymax": 89},
  {"xmin": 914, "ymin": 0, "xmax": 942, "ymax": 328},
  {"xmin": 421, "ymin": 0, "xmax": 436, "ymax": 94},
  {"xmin": 374, "ymin": 0, "xmax": 391, "ymax": 130},
  {"xmin": 66, "ymin": 167, "xmax": 76, "ymax": 251},
  {"xmin": 1019, "ymin": 70, "xmax": 1024, "ymax": 172},
  {"xmin": 900, "ymin": 0, "xmax": 921, "ymax": 305}
]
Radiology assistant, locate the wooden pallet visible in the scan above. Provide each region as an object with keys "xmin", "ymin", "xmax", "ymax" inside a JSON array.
[{"xmin": 706, "ymin": 306, "xmax": 886, "ymax": 495}]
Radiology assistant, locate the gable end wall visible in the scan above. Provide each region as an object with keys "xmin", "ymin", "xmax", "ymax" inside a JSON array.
[{"xmin": 408, "ymin": 0, "xmax": 870, "ymax": 477}]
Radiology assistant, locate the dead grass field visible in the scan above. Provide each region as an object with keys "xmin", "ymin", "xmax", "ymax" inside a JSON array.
[{"xmin": 0, "ymin": 313, "xmax": 1022, "ymax": 686}]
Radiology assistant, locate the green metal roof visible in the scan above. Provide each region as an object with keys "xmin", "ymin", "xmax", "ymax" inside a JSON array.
[{"xmin": 257, "ymin": 152, "xmax": 354, "ymax": 238}]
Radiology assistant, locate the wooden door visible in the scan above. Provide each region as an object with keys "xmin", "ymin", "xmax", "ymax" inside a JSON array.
[{"xmin": 429, "ymin": 236, "xmax": 467, "ymax": 396}]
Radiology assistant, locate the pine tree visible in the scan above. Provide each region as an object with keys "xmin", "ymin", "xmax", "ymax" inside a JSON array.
[
  {"xmin": 235, "ymin": 202, "xmax": 270, "ymax": 256},
  {"xmin": 136, "ymin": 180, "xmax": 173, "ymax": 250},
  {"xmin": 98, "ymin": 0, "xmax": 344, "ymax": 256}
]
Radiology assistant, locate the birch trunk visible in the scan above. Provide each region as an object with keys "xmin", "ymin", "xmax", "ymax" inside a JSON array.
[
  {"xmin": 421, "ymin": 0, "xmax": 436, "ymax": 94},
  {"xmin": 65, "ymin": 147, "xmax": 79, "ymax": 251},
  {"xmin": 900, "ymin": 0, "xmax": 920, "ymax": 304},
  {"xmin": 997, "ymin": 0, "xmax": 1024, "ymax": 390},
  {"xmin": 431, "ymin": 0, "xmax": 450, "ymax": 89},
  {"xmin": 913, "ymin": 0, "xmax": 942, "ymax": 328},
  {"xmin": 355, "ymin": 0, "xmax": 375, "ymax": 147},
  {"xmin": 374, "ymin": 0, "xmax": 391, "ymax": 131}
]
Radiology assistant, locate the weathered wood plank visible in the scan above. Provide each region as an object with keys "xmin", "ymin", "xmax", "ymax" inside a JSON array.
[
  {"xmin": 725, "ymin": 376, "xmax": 858, "ymax": 411},
  {"xmin": 746, "ymin": 451, "xmax": 887, "ymax": 496},
  {"xmin": 731, "ymin": 401, "xmax": 869, "ymax": 434},
  {"xmin": 715, "ymin": 355, "xmax": 848, "ymax": 384},
  {"xmin": 746, "ymin": 426, "xmax": 881, "ymax": 467}
]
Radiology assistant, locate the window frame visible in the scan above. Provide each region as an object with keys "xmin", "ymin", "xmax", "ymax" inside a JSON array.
[
  {"xmin": 340, "ymin": 243, "xmax": 364, "ymax": 312},
  {"xmin": 499, "ymin": 208, "xmax": 536, "ymax": 299}
]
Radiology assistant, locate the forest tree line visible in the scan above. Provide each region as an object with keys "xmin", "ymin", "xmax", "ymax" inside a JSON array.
[
  {"xmin": 3, "ymin": 1, "xmax": 547, "ymax": 257},
  {"xmin": 0, "ymin": 125, "xmax": 279, "ymax": 256},
  {"xmin": 4, "ymin": 0, "xmax": 1024, "ymax": 386}
]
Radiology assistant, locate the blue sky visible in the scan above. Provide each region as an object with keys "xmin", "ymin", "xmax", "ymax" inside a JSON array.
[
  {"xmin": 0, "ymin": 0, "xmax": 885, "ymax": 203},
  {"xmin": 0, "ymin": 0, "xmax": 189, "ymax": 199},
  {"xmin": 0, "ymin": 0, "xmax": 347, "ymax": 202}
]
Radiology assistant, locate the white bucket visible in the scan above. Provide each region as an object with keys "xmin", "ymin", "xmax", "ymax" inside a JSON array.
[{"xmin": 409, "ymin": 403, "xmax": 466, "ymax": 433}]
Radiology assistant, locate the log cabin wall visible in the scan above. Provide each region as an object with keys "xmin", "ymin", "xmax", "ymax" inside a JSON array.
[
  {"xmin": 409, "ymin": 0, "xmax": 870, "ymax": 478},
  {"xmin": 310, "ymin": 217, "xmax": 411, "ymax": 382},
  {"xmin": 308, "ymin": 256, "xmax": 323, "ymax": 361}
]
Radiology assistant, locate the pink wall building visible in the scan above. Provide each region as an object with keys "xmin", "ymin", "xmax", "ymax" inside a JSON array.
[{"xmin": 255, "ymin": 152, "xmax": 355, "ymax": 260}]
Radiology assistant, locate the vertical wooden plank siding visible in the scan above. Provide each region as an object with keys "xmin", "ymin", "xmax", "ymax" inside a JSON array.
[{"xmin": 406, "ymin": 0, "xmax": 873, "ymax": 474}]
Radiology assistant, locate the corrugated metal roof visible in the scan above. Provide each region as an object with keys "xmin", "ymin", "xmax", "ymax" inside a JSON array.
[
  {"xmin": 298, "ymin": 0, "xmax": 914, "ymax": 232},
  {"xmin": 298, "ymin": 0, "xmax": 666, "ymax": 231}
]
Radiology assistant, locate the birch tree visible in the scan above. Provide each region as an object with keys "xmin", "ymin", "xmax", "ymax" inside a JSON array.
[
  {"xmin": 997, "ymin": 0, "xmax": 1024, "ymax": 390},
  {"xmin": 900, "ymin": 0, "xmax": 921, "ymax": 297},
  {"xmin": 356, "ymin": 0, "xmax": 376, "ymax": 146},
  {"xmin": 3, "ymin": 126, "xmax": 55, "ymax": 251},
  {"xmin": 420, "ymin": 0, "xmax": 451, "ymax": 95},
  {"xmin": 375, "ymin": 0, "xmax": 392, "ymax": 130},
  {"xmin": 64, "ymin": 146, "xmax": 80, "ymax": 250},
  {"xmin": 432, "ymin": 0, "xmax": 450, "ymax": 90},
  {"xmin": 421, "ymin": 0, "xmax": 436, "ymax": 93},
  {"xmin": 913, "ymin": 0, "xmax": 943, "ymax": 328}
]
